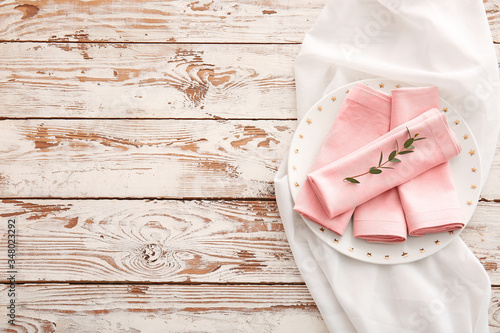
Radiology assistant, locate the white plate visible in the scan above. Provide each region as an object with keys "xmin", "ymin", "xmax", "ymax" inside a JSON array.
[{"xmin": 288, "ymin": 79, "xmax": 482, "ymax": 264}]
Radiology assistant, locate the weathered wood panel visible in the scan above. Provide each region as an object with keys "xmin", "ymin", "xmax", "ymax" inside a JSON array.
[
  {"xmin": 0, "ymin": 0, "xmax": 324, "ymax": 43},
  {"xmin": 2, "ymin": 118, "xmax": 499, "ymax": 200},
  {"xmin": 0, "ymin": 283, "xmax": 499, "ymax": 332},
  {"xmin": 0, "ymin": 198, "xmax": 498, "ymax": 284},
  {"xmin": 0, "ymin": 199, "xmax": 301, "ymax": 283},
  {"xmin": 485, "ymin": 0, "xmax": 500, "ymax": 44},
  {"xmin": 2, "ymin": 0, "xmax": 500, "ymax": 44},
  {"xmin": 0, "ymin": 42, "xmax": 297, "ymax": 119},
  {"xmin": 490, "ymin": 288, "xmax": 500, "ymax": 331},
  {"xmin": 479, "ymin": 142, "xmax": 500, "ymax": 200},
  {"xmin": 461, "ymin": 202, "xmax": 500, "ymax": 282},
  {"xmin": 0, "ymin": 119, "xmax": 294, "ymax": 198},
  {"xmin": 0, "ymin": 284, "xmax": 328, "ymax": 332}
]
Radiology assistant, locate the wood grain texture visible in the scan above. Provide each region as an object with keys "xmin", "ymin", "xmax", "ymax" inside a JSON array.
[
  {"xmin": 2, "ymin": 118, "xmax": 500, "ymax": 200},
  {"xmin": 461, "ymin": 202, "xmax": 500, "ymax": 282},
  {"xmin": 0, "ymin": 284, "xmax": 328, "ymax": 332},
  {"xmin": 1, "ymin": 0, "xmax": 500, "ymax": 43},
  {"xmin": 491, "ymin": 289, "xmax": 500, "ymax": 331},
  {"xmin": 0, "ymin": 119, "xmax": 294, "ymax": 198},
  {"xmin": 0, "ymin": 0, "xmax": 324, "ymax": 43},
  {"xmin": 0, "ymin": 283, "xmax": 499, "ymax": 332},
  {"xmin": 485, "ymin": 0, "xmax": 500, "ymax": 44},
  {"xmin": 0, "ymin": 42, "xmax": 297, "ymax": 119},
  {"xmin": 480, "ymin": 142, "xmax": 500, "ymax": 200},
  {"xmin": 0, "ymin": 199, "xmax": 301, "ymax": 283},
  {"xmin": 0, "ymin": 199, "xmax": 499, "ymax": 284}
]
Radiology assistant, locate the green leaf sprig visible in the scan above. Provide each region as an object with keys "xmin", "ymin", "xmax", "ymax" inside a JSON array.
[{"xmin": 343, "ymin": 127, "xmax": 426, "ymax": 184}]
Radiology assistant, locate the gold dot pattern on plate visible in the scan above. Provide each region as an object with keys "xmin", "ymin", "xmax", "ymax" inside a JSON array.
[{"xmin": 290, "ymin": 82, "xmax": 481, "ymax": 264}]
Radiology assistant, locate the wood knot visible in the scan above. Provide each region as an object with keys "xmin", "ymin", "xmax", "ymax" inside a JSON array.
[{"xmin": 139, "ymin": 243, "xmax": 163, "ymax": 263}]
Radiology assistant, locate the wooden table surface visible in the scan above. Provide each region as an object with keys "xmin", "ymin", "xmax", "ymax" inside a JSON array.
[{"xmin": 1, "ymin": 0, "xmax": 500, "ymax": 331}]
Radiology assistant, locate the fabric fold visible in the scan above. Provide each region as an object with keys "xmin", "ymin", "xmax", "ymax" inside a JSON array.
[
  {"xmin": 308, "ymin": 108, "xmax": 462, "ymax": 219},
  {"xmin": 280, "ymin": 0, "xmax": 497, "ymax": 331}
]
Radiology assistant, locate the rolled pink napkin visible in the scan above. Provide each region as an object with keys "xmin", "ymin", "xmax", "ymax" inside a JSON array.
[
  {"xmin": 391, "ymin": 87, "xmax": 463, "ymax": 236},
  {"xmin": 351, "ymin": 87, "xmax": 440, "ymax": 243},
  {"xmin": 352, "ymin": 187, "xmax": 407, "ymax": 243},
  {"xmin": 293, "ymin": 83, "xmax": 392, "ymax": 235},
  {"xmin": 308, "ymin": 108, "xmax": 462, "ymax": 219}
]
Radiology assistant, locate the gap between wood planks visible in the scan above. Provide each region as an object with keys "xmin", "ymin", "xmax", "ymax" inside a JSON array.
[
  {"xmin": 0, "ymin": 281, "xmax": 307, "ymax": 286},
  {"xmin": 0, "ymin": 117, "xmax": 298, "ymax": 121},
  {"xmin": 0, "ymin": 40, "xmax": 301, "ymax": 45}
]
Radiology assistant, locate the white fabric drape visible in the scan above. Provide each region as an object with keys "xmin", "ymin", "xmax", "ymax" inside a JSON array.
[{"xmin": 275, "ymin": 0, "xmax": 499, "ymax": 332}]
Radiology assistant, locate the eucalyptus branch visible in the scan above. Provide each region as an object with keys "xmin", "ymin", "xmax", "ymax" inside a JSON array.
[{"xmin": 344, "ymin": 127, "xmax": 426, "ymax": 184}]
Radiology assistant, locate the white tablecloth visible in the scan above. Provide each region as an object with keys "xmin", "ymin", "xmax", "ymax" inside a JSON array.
[{"xmin": 275, "ymin": 0, "xmax": 500, "ymax": 332}]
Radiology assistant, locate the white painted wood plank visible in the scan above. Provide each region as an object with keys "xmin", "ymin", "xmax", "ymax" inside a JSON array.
[
  {"xmin": 1, "ymin": 199, "xmax": 499, "ymax": 284},
  {"xmin": 0, "ymin": 42, "xmax": 297, "ymax": 119},
  {"xmin": 1, "ymin": 0, "xmax": 500, "ymax": 44},
  {"xmin": 0, "ymin": 119, "xmax": 295, "ymax": 198},
  {"xmin": 0, "ymin": 284, "xmax": 328, "ymax": 332},
  {"xmin": 0, "ymin": 199, "xmax": 301, "ymax": 283},
  {"xmin": 479, "ymin": 140, "xmax": 500, "ymax": 200},
  {"xmin": 0, "ymin": 283, "xmax": 499, "ymax": 331},
  {"xmin": 0, "ymin": 0, "xmax": 324, "ymax": 43}
]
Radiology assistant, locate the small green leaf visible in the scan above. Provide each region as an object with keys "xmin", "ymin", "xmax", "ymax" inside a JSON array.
[
  {"xmin": 378, "ymin": 151, "xmax": 383, "ymax": 166},
  {"xmin": 404, "ymin": 138, "xmax": 414, "ymax": 148},
  {"xmin": 396, "ymin": 140, "xmax": 399, "ymax": 152},
  {"xmin": 369, "ymin": 168, "xmax": 382, "ymax": 174},
  {"xmin": 380, "ymin": 166, "xmax": 394, "ymax": 169},
  {"xmin": 344, "ymin": 177, "xmax": 360, "ymax": 184},
  {"xmin": 407, "ymin": 145, "xmax": 415, "ymax": 149},
  {"xmin": 389, "ymin": 150, "xmax": 397, "ymax": 161},
  {"xmin": 415, "ymin": 133, "xmax": 419, "ymax": 137},
  {"xmin": 390, "ymin": 158, "xmax": 401, "ymax": 163},
  {"xmin": 399, "ymin": 150, "xmax": 414, "ymax": 155},
  {"xmin": 406, "ymin": 127, "xmax": 411, "ymax": 138},
  {"xmin": 414, "ymin": 137, "xmax": 426, "ymax": 141}
]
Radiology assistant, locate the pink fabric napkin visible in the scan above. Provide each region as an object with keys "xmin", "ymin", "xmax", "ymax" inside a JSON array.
[
  {"xmin": 293, "ymin": 83, "xmax": 392, "ymax": 235},
  {"xmin": 351, "ymin": 87, "xmax": 441, "ymax": 243},
  {"xmin": 352, "ymin": 187, "xmax": 407, "ymax": 243},
  {"xmin": 391, "ymin": 87, "xmax": 464, "ymax": 236},
  {"xmin": 308, "ymin": 108, "xmax": 462, "ymax": 219}
]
